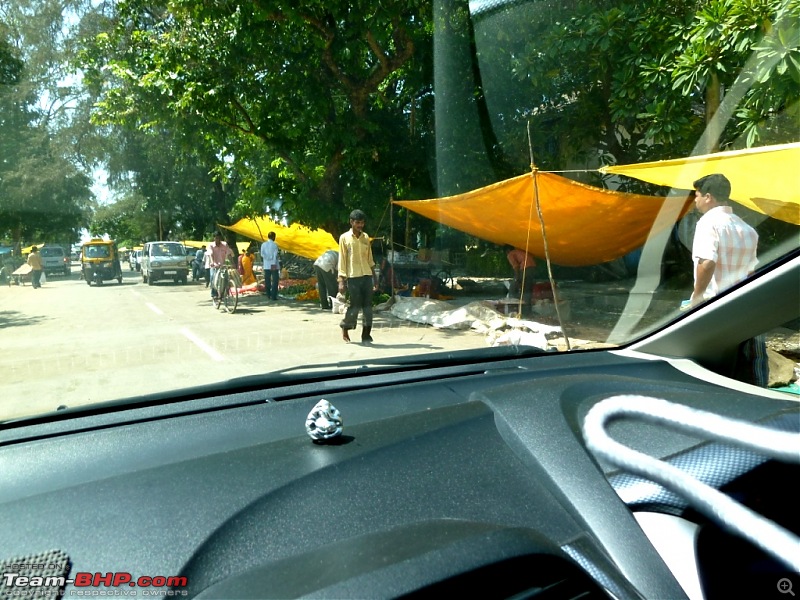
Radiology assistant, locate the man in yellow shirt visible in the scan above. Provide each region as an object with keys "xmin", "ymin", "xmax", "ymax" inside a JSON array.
[
  {"xmin": 338, "ymin": 209, "xmax": 378, "ymax": 343},
  {"xmin": 27, "ymin": 246, "xmax": 44, "ymax": 288}
]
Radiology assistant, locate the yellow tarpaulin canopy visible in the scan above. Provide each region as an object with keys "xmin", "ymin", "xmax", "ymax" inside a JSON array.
[
  {"xmin": 184, "ymin": 240, "xmax": 254, "ymax": 253},
  {"xmin": 21, "ymin": 243, "xmax": 45, "ymax": 255},
  {"xmin": 600, "ymin": 142, "xmax": 800, "ymax": 225},
  {"xmin": 394, "ymin": 172, "xmax": 690, "ymax": 267},
  {"xmin": 221, "ymin": 217, "xmax": 338, "ymax": 261}
]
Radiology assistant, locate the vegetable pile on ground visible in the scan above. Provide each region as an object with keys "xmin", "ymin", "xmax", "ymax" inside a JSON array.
[{"xmin": 278, "ymin": 277, "xmax": 319, "ymax": 301}]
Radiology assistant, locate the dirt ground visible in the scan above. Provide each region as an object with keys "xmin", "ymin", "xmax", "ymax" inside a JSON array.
[{"xmin": 450, "ymin": 277, "xmax": 800, "ymax": 369}]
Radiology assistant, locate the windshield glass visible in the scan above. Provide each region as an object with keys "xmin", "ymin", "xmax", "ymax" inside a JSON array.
[
  {"xmin": 83, "ymin": 245, "xmax": 111, "ymax": 259},
  {"xmin": 151, "ymin": 243, "xmax": 185, "ymax": 257},
  {"xmin": 1, "ymin": 0, "xmax": 797, "ymax": 422}
]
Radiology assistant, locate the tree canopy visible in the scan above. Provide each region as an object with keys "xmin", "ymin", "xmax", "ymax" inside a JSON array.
[
  {"xmin": 479, "ymin": 0, "xmax": 798, "ymax": 180},
  {"xmin": 80, "ymin": 0, "xmax": 435, "ymax": 235},
  {"xmin": 1, "ymin": 1, "xmax": 95, "ymax": 247},
  {"xmin": 0, "ymin": 28, "xmax": 23, "ymax": 85}
]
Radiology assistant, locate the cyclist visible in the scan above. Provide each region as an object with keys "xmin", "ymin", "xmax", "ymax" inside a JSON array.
[{"xmin": 208, "ymin": 232, "xmax": 235, "ymax": 302}]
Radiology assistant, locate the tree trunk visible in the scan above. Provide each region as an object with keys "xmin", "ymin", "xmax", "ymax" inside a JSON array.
[{"xmin": 703, "ymin": 71, "xmax": 722, "ymax": 153}]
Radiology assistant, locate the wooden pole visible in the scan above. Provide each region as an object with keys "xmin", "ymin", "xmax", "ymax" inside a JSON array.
[
  {"xmin": 527, "ymin": 122, "xmax": 571, "ymax": 350},
  {"xmin": 390, "ymin": 198, "xmax": 395, "ymax": 298},
  {"xmin": 405, "ymin": 209, "xmax": 411, "ymax": 250}
]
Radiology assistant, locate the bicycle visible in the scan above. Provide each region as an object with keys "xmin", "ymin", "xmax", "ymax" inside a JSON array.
[{"xmin": 212, "ymin": 264, "xmax": 240, "ymax": 313}]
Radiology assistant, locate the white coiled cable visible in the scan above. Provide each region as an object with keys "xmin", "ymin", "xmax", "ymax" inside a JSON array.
[{"xmin": 583, "ymin": 395, "xmax": 800, "ymax": 572}]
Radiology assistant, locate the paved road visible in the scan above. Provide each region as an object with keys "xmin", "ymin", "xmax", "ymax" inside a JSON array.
[{"xmin": 1, "ymin": 264, "xmax": 488, "ymax": 421}]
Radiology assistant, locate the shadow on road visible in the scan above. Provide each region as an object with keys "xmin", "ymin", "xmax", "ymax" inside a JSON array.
[
  {"xmin": 82, "ymin": 281, "xmax": 133, "ymax": 287},
  {"xmin": 0, "ymin": 310, "xmax": 47, "ymax": 329},
  {"xmin": 354, "ymin": 342, "xmax": 444, "ymax": 351}
]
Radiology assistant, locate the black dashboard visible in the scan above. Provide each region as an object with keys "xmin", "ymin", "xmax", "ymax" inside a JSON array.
[{"xmin": 1, "ymin": 350, "xmax": 798, "ymax": 599}]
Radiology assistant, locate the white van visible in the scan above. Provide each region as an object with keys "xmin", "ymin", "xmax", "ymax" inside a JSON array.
[
  {"xmin": 39, "ymin": 246, "xmax": 71, "ymax": 276},
  {"xmin": 140, "ymin": 241, "xmax": 189, "ymax": 285}
]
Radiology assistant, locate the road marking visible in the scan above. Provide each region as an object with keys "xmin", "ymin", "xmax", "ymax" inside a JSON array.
[
  {"xmin": 181, "ymin": 327, "xmax": 225, "ymax": 362},
  {"xmin": 146, "ymin": 302, "xmax": 163, "ymax": 315}
]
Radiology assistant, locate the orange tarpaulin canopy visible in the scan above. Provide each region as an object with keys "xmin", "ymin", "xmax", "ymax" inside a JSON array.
[{"xmin": 394, "ymin": 172, "xmax": 690, "ymax": 267}]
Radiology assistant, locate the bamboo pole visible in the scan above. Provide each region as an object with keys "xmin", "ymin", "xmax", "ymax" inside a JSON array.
[
  {"xmin": 527, "ymin": 122, "xmax": 571, "ymax": 350},
  {"xmin": 389, "ymin": 197, "xmax": 396, "ymax": 298}
]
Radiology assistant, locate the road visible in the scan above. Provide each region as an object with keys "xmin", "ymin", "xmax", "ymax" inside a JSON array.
[{"xmin": 1, "ymin": 263, "xmax": 489, "ymax": 421}]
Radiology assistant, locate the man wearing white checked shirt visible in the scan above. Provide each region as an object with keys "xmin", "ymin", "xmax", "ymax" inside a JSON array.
[{"xmin": 691, "ymin": 173, "xmax": 767, "ymax": 386}]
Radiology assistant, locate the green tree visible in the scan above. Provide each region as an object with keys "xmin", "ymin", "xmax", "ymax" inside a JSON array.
[
  {"xmin": 502, "ymin": 0, "xmax": 798, "ymax": 176},
  {"xmin": 92, "ymin": 125, "xmax": 237, "ymax": 242},
  {"xmin": 671, "ymin": 0, "xmax": 797, "ymax": 152},
  {"xmin": 0, "ymin": 68, "xmax": 92, "ymax": 246},
  {"xmin": 90, "ymin": 191, "xmax": 152, "ymax": 243},
  {"xmin": 0, "ymin": 1, "xmax": 96, "ymax": 246},
  {"xmin": 80, "ymin": 0, "xmax": 435, "ymax": 234},
  {"xmin": 0, "ymin": 133, "xmax": 93, "ymax": 243},
  {"xmin": 0, "ymin": 25, "xmax": 23, "ymax": 84}
]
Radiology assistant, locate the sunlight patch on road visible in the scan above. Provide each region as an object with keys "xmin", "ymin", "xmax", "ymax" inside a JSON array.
[
  {"xmin": 146, "ymin": 302, "xmax": 163, "ymax": 315},
  {"xmin": 180, "ymin": 327, "xmax": 225, "ymax": 362}
]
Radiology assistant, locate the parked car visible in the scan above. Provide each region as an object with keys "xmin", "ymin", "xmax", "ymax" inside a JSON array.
[
  {"xmin": 183, "ymin": 245, "xmax": 197, "ymax": 269},
  {"xmin": 132, "ymin": 249, "xmax": 142, "ymax": 271},
  {"xmin": 140, "ymin": 241, "xmax": 189, "ymax": 285},
  {"xmin": 38, "ymin": 245, "xmax": 70, "ymax": 276}
]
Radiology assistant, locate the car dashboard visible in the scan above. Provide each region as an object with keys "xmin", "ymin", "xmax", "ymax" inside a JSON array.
[{"xmin": 1, "ymin": 347, "xmax": 797, "ymax": 600}]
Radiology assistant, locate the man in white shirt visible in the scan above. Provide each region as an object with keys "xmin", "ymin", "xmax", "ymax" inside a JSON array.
[
  {"xmin": 691, "ymin": 173, "xmax": 766, "ymax": 386},
  {"xmin": 260, "ymin": 231, "xmax": 280, "ymax": 300},
  {"xmin": 313, "ymin": 250, "xmax": 339, "ymax": 310},
  {"xmin": 691, "ymin": 175, "xmax": 759, "ymax": 305}
]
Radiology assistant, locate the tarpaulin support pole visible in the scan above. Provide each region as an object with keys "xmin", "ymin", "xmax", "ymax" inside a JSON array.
[
  {"xmin": 528, "ymin": 122, "xmax": 571, "ymax": 350},
  {"xmin": 390, "ymin": 197, "xmax": 396, "ymax": 299}
]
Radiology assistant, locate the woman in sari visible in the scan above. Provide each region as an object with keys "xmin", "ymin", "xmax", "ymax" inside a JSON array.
[{"xmin": 241, "ymin": 248, "xmax": 256, "ymax": 286}]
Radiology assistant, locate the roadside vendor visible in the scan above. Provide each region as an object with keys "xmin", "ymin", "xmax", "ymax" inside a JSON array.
[
  {"xmin": 241, "ymin": 246, "xmax": 257, "ymax": 286},
  {"xmin": 313, "ymin": 250, "xmax": 339, "ymax": 310},
  {"xmin": 505, "ymin": 245, "xmax": 536, "ymax": 317},
  {"xmin": 0, "ymin": 261, "xmax": 10, "ymax": 286},
  {"xmin": 338, "ymin": 209, "xmax": 378, "ymax": 343},
  {"xmin": 27, "ymin": 246, "xmax": 44, "ymax": 289}
]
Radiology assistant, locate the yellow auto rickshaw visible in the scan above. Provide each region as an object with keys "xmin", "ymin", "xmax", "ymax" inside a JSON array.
[{"xmin": 81, "ymin": 239, "xmax": 123, "ymax": 285}]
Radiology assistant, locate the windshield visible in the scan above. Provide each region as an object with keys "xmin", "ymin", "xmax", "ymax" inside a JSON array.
[
  {"xmin": 1, "ymin": 0, "xmax": 797, "ymax": 422},
  {"xmin": 83, "ymin": 245, "xmax": 111, "ymax": 259},
  {"xmin": 151, "ymin": 243, "xmax": 185, "ymax": 257}
]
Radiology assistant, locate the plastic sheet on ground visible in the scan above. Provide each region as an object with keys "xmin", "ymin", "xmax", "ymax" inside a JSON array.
[{"xmin": 389, "ymin": 296, "xmax": 562, "ymax": 350}]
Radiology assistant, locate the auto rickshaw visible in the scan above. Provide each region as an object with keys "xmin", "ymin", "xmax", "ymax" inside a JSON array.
[{"xmin": 81, "ymin": 238, "xmax": 123, "ymax": 285}]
